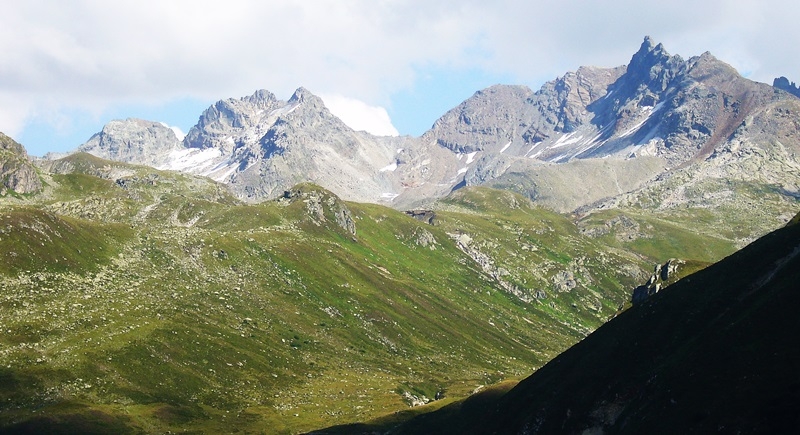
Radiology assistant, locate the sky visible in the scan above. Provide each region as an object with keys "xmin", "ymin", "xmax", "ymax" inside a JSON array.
[{"xmin": 2, "ymin": 0, "xmax": 799, "ymax": 157}]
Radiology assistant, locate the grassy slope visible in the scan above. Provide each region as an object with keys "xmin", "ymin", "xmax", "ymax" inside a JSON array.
[{"xmin": 0, "ymin": 156, "xmax": 783, "ymax": 434}]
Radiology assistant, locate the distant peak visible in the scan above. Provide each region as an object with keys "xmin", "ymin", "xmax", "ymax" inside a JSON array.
[
  {"xmin": 634, "ymin": 35, "xmax": 668, "ymax": 58},
  {"xmin": 289, "ymin": 87, "xmax": 319, "ymax": 103},
  {"xmin": 246, "ymin": 89, "xmax": 277, "ymax": 104},
  {"xmin": 628, "ymin": 35, "xmax": 679, "ymax": 74}
]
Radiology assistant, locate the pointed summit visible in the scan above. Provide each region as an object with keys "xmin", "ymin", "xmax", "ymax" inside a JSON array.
[
  {"xmin": 629, "ymin": 36, "xmax": 676, "ymax": 72},
  {"xmin": 621, "ymin": 36, "xmax": 684, "ymax": 96},
  {"xmin": 641, "ymin": 35, "xmax": 656, "ymax": 50},
  {"xmin": 288, "ymin": 87, "xmax": 325, "ymax": 107}
]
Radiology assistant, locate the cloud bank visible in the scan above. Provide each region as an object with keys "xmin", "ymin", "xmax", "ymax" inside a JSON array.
[{"xmin": 320, "ymin": 94, "xmax": 399, "ymax": 137}]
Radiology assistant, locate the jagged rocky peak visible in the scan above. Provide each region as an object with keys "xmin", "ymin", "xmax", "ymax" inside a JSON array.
[
  {"xmin": 243, "ymin": 89, "xmax": 279, "ymax": 107},
  {"xmin": 184, "ymin": 87, "xmax": 342, "ymax": 155},
  {"xmin": 288, "ymin": 86, "xmax": 323, "ymax": 106},
  {"xmin": 0, "ymin": 132, "xmax": 42, "ymax": 195},
  {"xmin": 280, "ymin": 86, "xmax": 351, "ymax": 130},
  {"xmin": 183, "ymin": 89, "xmax": 290, "ymax": 152},
  {"xmin": 607, "ymin": 36, "xmax": 685, "ymax": 107},
  {"xmin": 424, "ymin": 53, "xmax": 631, "ymax": 156},
  {"xmin": 774, "ymin": 76, "xmax": 800, "ymax": 98},
  {"xmin": 78, "ymin": 118, "xmax": 183, "ymax": 166}
]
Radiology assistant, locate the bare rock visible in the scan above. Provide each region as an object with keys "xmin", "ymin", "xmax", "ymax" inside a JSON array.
[{"xmin": 0, "ymin": 132, "xmax": 42, "ymax": 195}]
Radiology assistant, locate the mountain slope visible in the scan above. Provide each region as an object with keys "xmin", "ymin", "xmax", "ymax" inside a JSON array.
[
  {"xmin": 372, "ymin": 211, "xmax": 800, "ymax": 434},
  {"xmin": 5, "ymin": 153, "xmax": 728, "ymax": 434}
]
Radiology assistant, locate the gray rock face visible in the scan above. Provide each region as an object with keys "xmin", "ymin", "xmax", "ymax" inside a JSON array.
[
  {"xmin": 78, "ymin": 118, "xmax": 183, "ymax": 167},
  {"xmin": 0, "ymin": 133, "xmax": 42, "ymax": 195},
  {"xmin": 423, "ymin": 64, "xmax": 625, "ymax": 158},
  {"xmin": 184, "ymin": 89, "xmax": 282, "ymax": 153}
]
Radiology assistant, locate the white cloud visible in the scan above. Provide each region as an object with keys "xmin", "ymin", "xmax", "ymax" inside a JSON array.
[{"xmin": 319, "ymin": 94, "xmax": 399, "ymax": 137}]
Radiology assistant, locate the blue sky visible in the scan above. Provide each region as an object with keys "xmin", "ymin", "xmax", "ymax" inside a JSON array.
[{"xmin": 3, "ymin": 0, "xmax": 799, "ymax": 157}]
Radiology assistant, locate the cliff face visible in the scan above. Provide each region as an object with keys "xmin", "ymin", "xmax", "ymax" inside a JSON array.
[{"xmin": 0, "ymin": 132, "xmax": 42, "ymax": 195}]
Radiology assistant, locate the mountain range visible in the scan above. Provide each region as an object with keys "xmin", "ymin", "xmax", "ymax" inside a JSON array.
[{"xmin": 65, "ymin": 36, "xmax": 800, "ymax": 223}]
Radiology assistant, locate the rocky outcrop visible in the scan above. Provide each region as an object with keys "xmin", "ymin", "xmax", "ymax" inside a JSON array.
[
  {"xmin": 631, "ymin": 258, "xmax": 684, "ymax": 305},
  {"xmin": 450, "ymin": 232, "xmax": 534, "ymax": 303},
  {"xmin": 281, "ymin": 184, "xmax": 357, "ymax": 236},
  {"xmin": 774, "ymin": 76, "xmax": 800, "ymax": 98},
  {"xmin": 404, "ymin": 209, "xmax": 436, "ymax": 225},
  {"xmin": 0, "ymin": 133, "xmax": 42, "ymax": 195}
]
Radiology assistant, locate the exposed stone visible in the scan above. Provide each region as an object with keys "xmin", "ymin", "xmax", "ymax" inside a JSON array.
[
  {"xmin": 632, "ymin": 258, "xmax": 684, "ymax": 305},
  {"xmin": 552, "ymin": 270, "xmax": 578, "ymax": 292},
  {"xmin": 77, "ymin": 118, "xmax": 183, "ymax": 167},
  {"xmin": 414, "ymin": 228, "xmax": 437, "ymax": 249},
  {"xmin": 405, "ymin": 209, "xmax": 436, "ymax": 225},
  {"xmin": 0, "ymin": 132, "xmax": 42, "ymax": 195}
]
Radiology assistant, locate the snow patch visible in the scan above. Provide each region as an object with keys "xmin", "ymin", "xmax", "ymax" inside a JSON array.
[
  {"xmin": 159, "ymin": 147, "xmax": 222, "ymax": 172},
  {"xmin": 209, "ymin": 163, "xmax": 237, "ymax": 182},
  {"xmin": 500, "ymin": 141, "xmax": 511, "ymax": 153},
  {"xmin": 466, "ymin": 151, "xmax": 478, "ymax": 164},
  {"xmin": 549, "ymin": 131, "xmax": 584, "ymax": 149},
  {"xmin": 286, "ymin": 103, "xmax": 302, "ymax": 115},
  {"xmin": 380, "ymin": 192, "xmax": 399, "ymax": 201},
  {"xmin": 379, "ymin": 161, "xmax": 398, "ymax": 172},
  {"xmin": 618, "ymin": 102, "xmax": 665, "ymax": 138},
  {"xmin": 457, "ymin": 167, "xmax": 468, "ymax": 175}
]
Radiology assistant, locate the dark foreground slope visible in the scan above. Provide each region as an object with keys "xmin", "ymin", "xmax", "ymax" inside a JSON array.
[{"xmin": 361, "ymin": 212, "xmax": 800, "ymax": 434}]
